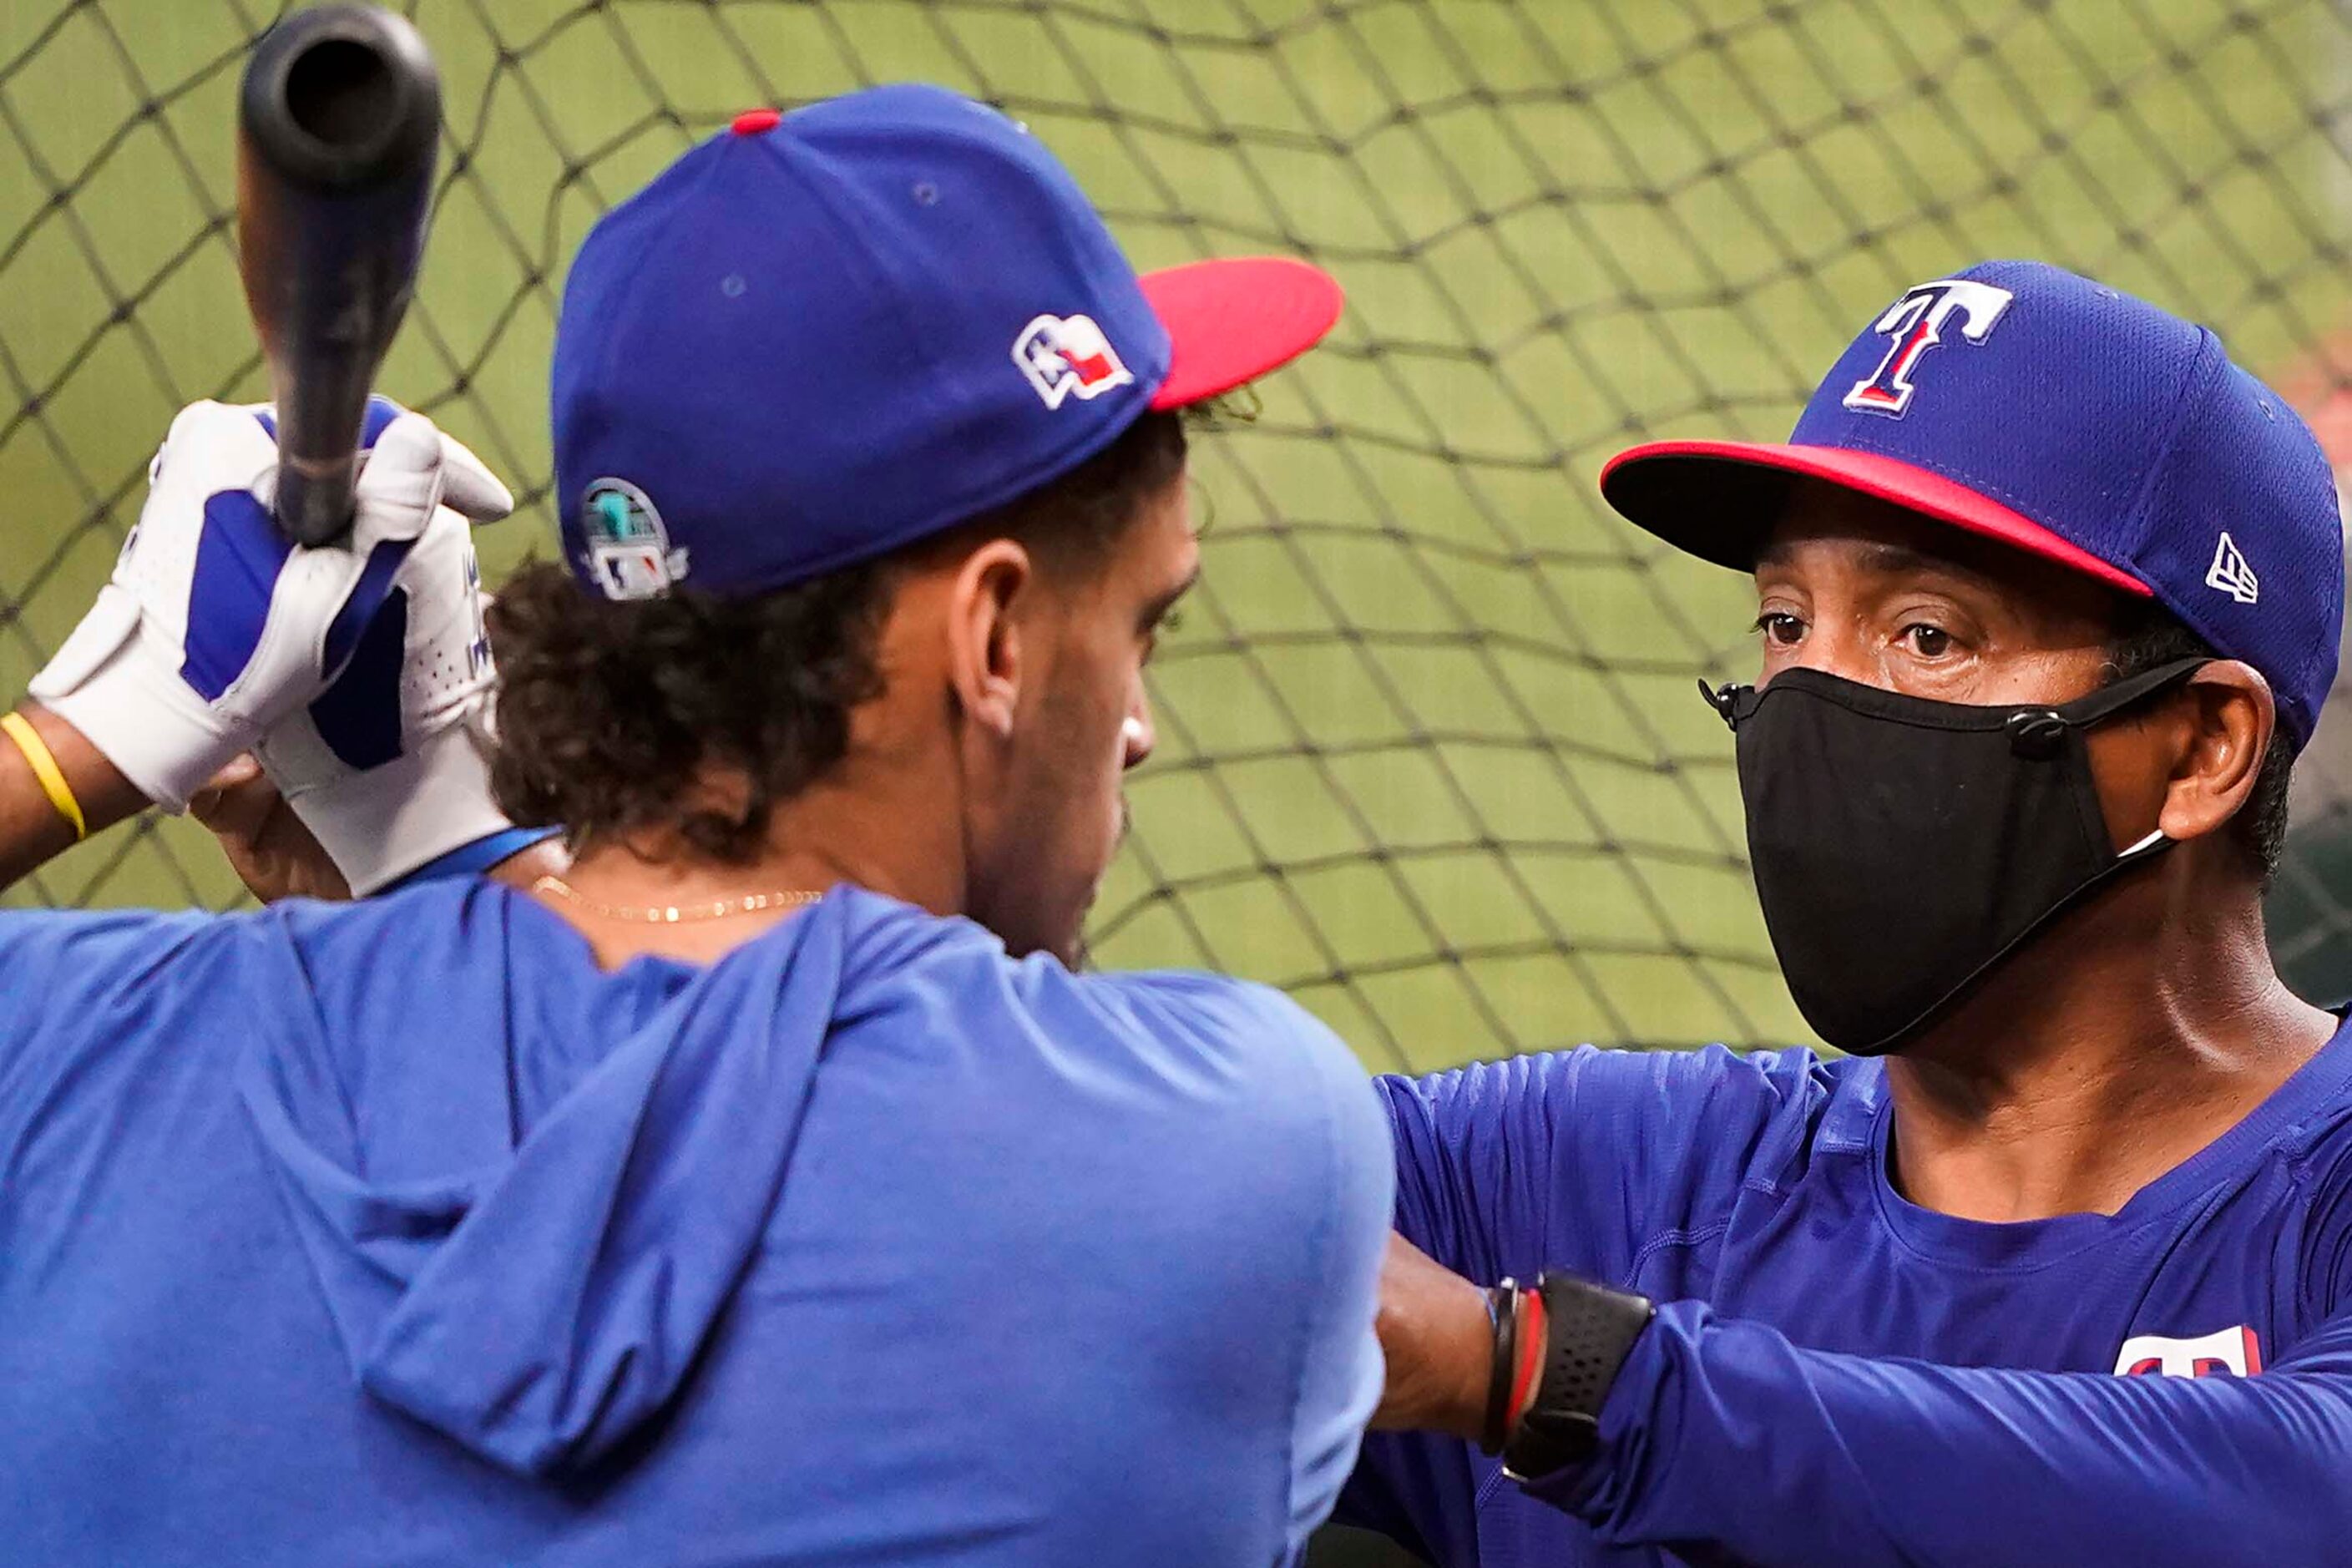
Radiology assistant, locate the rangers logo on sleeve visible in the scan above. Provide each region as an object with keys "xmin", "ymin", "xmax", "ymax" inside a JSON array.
[
  {"xmin": 2113, "ymin": 1325, "xmax": 2263, "ymax": 1378},
  {"xmin": 1014, "ymin": 312, "xmax": 1134, "ymax": 408}
]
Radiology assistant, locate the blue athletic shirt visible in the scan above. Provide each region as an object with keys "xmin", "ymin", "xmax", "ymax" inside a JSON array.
[
  {"xmin": 1343, "ymin": 1029, "xmax": 2352, "ymax": 1566},
  {"xmin": 0, "ymin": 880, "xmax": 1392, "ymax": 1566}
]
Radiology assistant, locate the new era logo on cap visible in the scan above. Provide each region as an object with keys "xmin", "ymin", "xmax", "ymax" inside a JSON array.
[
  {"xmin": 2207, "ymin": 532, "xmax": 2259, "ymax": 605},
  {"xmin": 1013, "ymin": 312, "xmax": 1133, "ymax": 408}
]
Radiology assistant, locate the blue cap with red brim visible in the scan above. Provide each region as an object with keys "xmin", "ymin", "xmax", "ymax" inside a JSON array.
[
  {"xmin": 1600, "ymin": 260, "xmax": 2344, "ymax": 748},
  {"xmin": 551, "ymin": 85, "xmax": 1342, "ymax": 605}
]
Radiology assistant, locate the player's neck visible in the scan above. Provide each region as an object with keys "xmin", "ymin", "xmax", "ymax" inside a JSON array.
[
  {"xmin": 531, "ymin": 764, "xmax": 967, "ymax": 970},
  {"xmin": 1881, "ymin": 868, "xmax": 2336, "ymax": 1223}
]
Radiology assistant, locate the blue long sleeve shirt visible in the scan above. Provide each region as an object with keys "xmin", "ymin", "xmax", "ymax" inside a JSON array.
[
  {"xmin": 1343, "ymin": 1029, "xmax": 2352, "ymax": 1566},
  {"xmin": 0, "ymin": 881, "xmax": 1392, "ymax": 1566}
]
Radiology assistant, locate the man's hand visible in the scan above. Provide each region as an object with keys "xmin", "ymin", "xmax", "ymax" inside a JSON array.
[
  {"xmin": 190, "ymin": 755, "xmax": 564, "ymax": 904},
  {"xmin": 190, "ymin": 755, "xmax": 351, "ymax": 903},
  {"xmin": 1372, "ymin": 1232, "xmax": 1499, "ymax": 1440},
  {"xmin": 29, "ymin": 398, "xmax": 517, "ymax": 893}
]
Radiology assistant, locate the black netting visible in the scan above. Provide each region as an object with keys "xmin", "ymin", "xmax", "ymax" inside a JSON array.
[{"xmin": 4, "ymin": 0, "xmax": 2351, "ymax": 1072}]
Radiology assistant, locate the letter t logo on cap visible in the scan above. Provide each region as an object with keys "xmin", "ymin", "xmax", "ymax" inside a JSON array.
[{"xmin": 1844, "ymin": 279, "xmax": 2016, "ymax": 418}]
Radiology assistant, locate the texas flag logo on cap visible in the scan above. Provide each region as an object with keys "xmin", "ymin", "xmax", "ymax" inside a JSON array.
[{"xmin": 1014, "ymin": 311, "xmax": 1134, "ymax": 408}]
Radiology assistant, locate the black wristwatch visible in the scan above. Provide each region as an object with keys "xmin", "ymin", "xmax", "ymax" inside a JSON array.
[{"xmin": 1500, "ymin": 1273, "xmax": 1655, "ymax": 1480}]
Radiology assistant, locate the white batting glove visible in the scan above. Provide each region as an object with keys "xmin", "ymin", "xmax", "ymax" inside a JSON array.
[{"xmin": 32, "ymin": 398, "xmax": 518, "ymax": 894}]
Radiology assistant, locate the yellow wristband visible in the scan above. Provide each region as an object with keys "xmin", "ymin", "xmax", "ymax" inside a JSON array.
[{"xmin": 2, "ymin": 711, "xmax": 87, "ymax": 842}]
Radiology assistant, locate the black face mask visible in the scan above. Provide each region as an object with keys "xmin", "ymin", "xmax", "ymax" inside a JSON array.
[{"xmin": 1703, "ymin": 658, "xmax": 2206, "ymax": 1056}]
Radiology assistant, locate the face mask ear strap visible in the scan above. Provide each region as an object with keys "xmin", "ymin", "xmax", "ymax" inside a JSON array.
[
  {"xmin": 2053, "ymin": 655, "xmax": 2210, "ymax": 729},
  {"xmin": 2006, "ymin": 657, "xmax": 2207, "ymax": 758},
  {"xmin": 1697, "ymin": 678, "xmax": 1741, "ymax": 728}
]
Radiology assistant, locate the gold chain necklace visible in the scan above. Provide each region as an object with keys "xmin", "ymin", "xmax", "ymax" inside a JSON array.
[{"xmin": 532, "ymin": 874, "xmax": 823, "ymax": 924}]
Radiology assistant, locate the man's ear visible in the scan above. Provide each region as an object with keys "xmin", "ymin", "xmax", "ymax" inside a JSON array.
[
  {"xmin": 944, "ymin": 539, "xmax": 1033, "ymax": 740},
  {"xmin": 2155, "ymin": 660, "xmax": 2274, "ymax": 846}
]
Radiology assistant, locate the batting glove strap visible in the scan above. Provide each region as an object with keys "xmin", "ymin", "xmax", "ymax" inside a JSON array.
[{"xmin": 1501, "ymin": 1274, "xmax": 1656, "ymax": 1483}]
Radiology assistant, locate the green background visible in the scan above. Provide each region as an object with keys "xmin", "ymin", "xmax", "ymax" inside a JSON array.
[
  {"xmin": 5, "ymin": 0, "xmax": 2350, "ymax": 1085},
  {"xmin": 5, "ymin": 6, "xmax": 2349, "ymax": 1564}
]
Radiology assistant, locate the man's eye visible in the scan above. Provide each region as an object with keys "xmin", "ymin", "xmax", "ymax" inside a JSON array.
[
  {"xmin": 1753, "ymin": 611, "xmax": 1803, "ymax": 645},
  {"xmin": 1904, "ymin": 624, "xmax": 1954, "ymax": 657},
  {"xmin": 1142, "ymin": 609, "xmax": 1185, "ymax": 665}
]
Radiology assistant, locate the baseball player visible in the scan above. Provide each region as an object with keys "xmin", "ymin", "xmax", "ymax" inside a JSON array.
[
  {"xmin": 0, "ymin": 86, "xmax": 1390, "ymax": 1565},
  {"xmin": 1343, "ymin": 261, "xmax": 2352, "ymax": 1565}
]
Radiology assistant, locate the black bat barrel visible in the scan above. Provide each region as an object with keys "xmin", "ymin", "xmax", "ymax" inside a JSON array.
[{"xmin": 236, "ymin": 4, "xmax": 441, "ymax": 547}]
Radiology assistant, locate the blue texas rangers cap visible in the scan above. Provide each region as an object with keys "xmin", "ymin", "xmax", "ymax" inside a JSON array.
[
  {"xmin": 1600, "ymin": 260, "xmax": 2344, "ymax": 747},
  {"xmin": 550, "ymin": 83, "xmax": 1341, "ymax": 604}
]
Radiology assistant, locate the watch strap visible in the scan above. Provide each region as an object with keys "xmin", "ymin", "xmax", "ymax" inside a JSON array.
[{"xmin": 1501, "ymin": 1273, "xmax": 1655, "ymax": 1480}]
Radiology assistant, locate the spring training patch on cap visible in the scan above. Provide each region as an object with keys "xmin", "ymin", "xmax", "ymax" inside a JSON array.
[{"xmin": 580, "ymin": 477, "xmax": 690, "ymax": 599}]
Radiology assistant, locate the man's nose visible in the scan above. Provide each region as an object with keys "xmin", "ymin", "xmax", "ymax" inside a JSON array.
[{"xmin": 1121, "ymin": 703, "xmax": 1155, "ymax": 770}]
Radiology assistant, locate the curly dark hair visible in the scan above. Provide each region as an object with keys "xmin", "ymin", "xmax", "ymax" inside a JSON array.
[
  {"xmin": 2103, "ymin": 598, "xmax": 2294, "ymax": 884},
  {"xmin": 489, "ymin": 410, "xmax": 1187, "ymax": 862}
]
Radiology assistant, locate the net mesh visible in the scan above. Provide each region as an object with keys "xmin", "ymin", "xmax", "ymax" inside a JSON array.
[{"xmin": 4, "ymin": 0, "xmax": 2351, "ymax": 1073}]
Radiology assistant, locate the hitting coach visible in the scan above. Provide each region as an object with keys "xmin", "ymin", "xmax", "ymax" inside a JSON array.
[
  {"xmin": 1347, "ymin": 260, "xmax": 2352, "ymax": 1565},
  {"xmin": 0, "ymin": 86, "xmax": 1389, "ymax": 1565}
]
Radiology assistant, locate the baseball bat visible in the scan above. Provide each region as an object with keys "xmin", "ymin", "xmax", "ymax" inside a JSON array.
[{"xmin": 235, "ymin": 4, "xmax": 441, "ymax": 547}]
